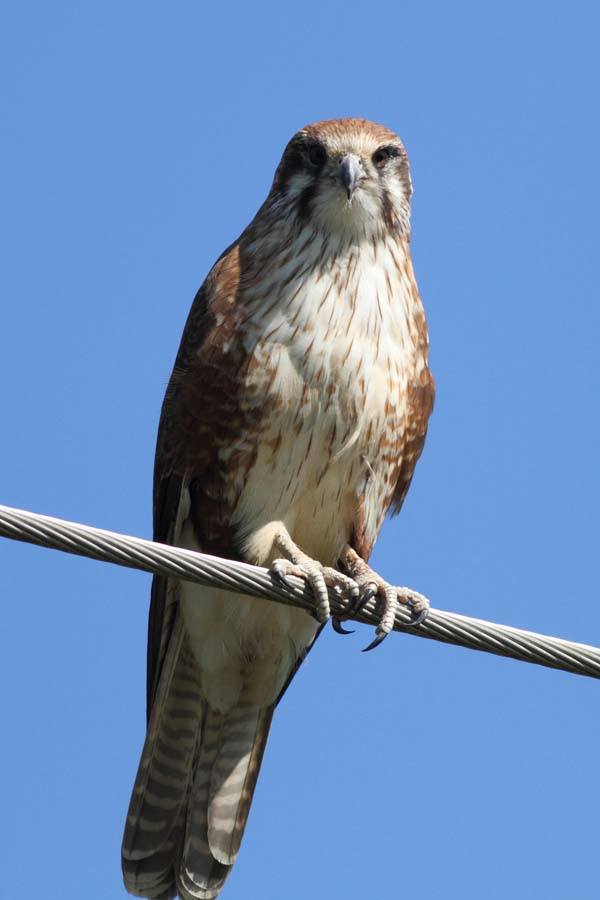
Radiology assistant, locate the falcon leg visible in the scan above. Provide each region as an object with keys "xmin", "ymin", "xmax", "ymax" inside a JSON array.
[
  {"xmin": 340, "ymin": 546, "xmax": 430, "ymax": 651},
  {"xmin": 270, "ymin": 530, "xmax": 359, "ymax": 623}
]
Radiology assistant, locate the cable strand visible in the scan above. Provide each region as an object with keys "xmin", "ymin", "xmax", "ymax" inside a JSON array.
[{"xmin": 0, "ymin": 503, "xmax": 598, "ymax": 679}]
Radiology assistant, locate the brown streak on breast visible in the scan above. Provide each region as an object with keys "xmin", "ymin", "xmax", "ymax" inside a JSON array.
[
  {"xmin": 317, "ymin": 281, "xmax": 334, "ymax": 313},
  {"xmin": 340, "ymin": 335, "xmax": 355, "ymax": 368},
  {"xmin": 385, "ymin": 270, "xmax": 393, "ymax": 297},
  {"xmin": 286, "ymin": 281, "xmax": 305, "ymax": 313},
  {"xmin": 328, "ymin": 418, "xmax": 337, "ymax": 448},
  {"xmin": 349, "ymin": 495, "xmax": 374, "ymax": 562},
  {"xmin": 302, "ymin": 334, "xmax": 316, "ymax": 362},
  {"xmin": 342, "ymin": 255, "xmax": 355, "ymax": 293}
]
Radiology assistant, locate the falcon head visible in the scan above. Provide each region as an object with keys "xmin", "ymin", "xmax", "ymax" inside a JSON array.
[{"xmin": 271, "ymin": 118, "xmax": 413, "ymax": 240}]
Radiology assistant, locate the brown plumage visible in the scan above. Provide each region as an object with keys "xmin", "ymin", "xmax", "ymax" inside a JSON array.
[{"xmin": 122, "ymin": 117, "xmax": 434, "ymax": 899}]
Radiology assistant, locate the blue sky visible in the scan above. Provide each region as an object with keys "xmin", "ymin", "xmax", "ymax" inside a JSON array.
[{"xmin": 1, "ymin": 1, "xmax": 599, "ymax": 898}]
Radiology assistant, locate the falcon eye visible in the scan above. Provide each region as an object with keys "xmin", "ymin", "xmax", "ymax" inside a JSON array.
[
  {"xmin": 306, "ymin": 143, "xmax": 327, "ymax": 167},
  {"xmin": 372, "ymin": 146, "xmax": 399, "ymax": 169}
]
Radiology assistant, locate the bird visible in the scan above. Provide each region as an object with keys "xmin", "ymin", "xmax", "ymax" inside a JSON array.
[{"xmin": 122, "ymin": 117, "xmax": 434, "ymax": 900}]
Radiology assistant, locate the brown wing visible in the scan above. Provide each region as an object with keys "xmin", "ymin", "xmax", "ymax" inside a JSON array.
[
  {"xmin": 389, "ymin": 369, "xmax": 435, "ymax": 516},
  {"xmin": 349, "ymin": 363, "xmax": 435, "ymax": 564},
  {"xmin": 146, "ymin": 242, "xmax": 244, "ymax": 719}
]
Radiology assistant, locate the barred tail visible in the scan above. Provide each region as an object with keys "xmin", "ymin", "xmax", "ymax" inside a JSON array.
[
  {"xmin": 178, "ymin": 704, "xmax": 273, "ymax": 898},
  {"xmin": 122, "ymin": 615, "xmax": 274, "ymax": 900},
  {"xmin": 122, "ymin": 614, "xmax": 202, "ymax": 898}
]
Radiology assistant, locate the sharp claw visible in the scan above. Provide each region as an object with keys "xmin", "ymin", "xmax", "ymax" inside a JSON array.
[
  {"xmin": 270, "ymin": 567, "xmax": 287, "ymax": 586},
  {"xmin": 332, "ymin": 617, "xmax": 354, "ymax": 636},
  {"xmin": 362, "ymin": 631, "xmax": 388, "ymax": 652},
  {"xmin": 408, "ymin": 607, "xmax": 429, "ymax": 627},
  {"xmin": 270, "ymin": 568, "xmax": 296, "ymax": 591},
  {"xmin": 348, "ymin": 584, "xmax": 377, "ymax": 617},
  {"xmin": 361, "ymin": 584, "xmax": 378, "ymax": 605}
]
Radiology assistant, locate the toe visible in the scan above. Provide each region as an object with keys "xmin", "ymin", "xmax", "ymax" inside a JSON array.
[
  {"xmin": 301, "ymin": 564, "xmax": 331, "ymax": 623},
  {"xmin": 320, "ymin": 567, "xmax": 360, "ymax": 600},
  {"xmin": 398, "ymin": 588, "xmax": 430, "ymax": 626},
  {"xmin": 312, "ymin": 581, "xmax": 331, "ymax": 623},
  {"xmin": 270, "ymin": 558, "xmax": 303, "ymax": 587},
  {"xmin": 361, "ymin": 581, "xmax": 397, "ymax": 651}
]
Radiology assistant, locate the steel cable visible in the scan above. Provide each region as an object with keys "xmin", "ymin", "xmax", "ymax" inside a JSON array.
[{"xmin": 1, "ymin": 503, "xmax": 598, "ymax": 679}]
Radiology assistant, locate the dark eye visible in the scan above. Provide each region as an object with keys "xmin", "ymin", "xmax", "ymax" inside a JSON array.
[
  {"xmin": 372, "ymin": 146, "xmax": 398, "ymax": 169},
  {"xmin": 306, "ymin": 142, "xmax": 327, "ymax": 167}
]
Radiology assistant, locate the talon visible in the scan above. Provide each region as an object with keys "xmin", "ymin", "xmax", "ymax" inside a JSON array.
[
  {"xmin": 332, "ymin": 617, "xmax": 354, "ymax": 636},
  {"xmin": 270, "ymin": 562, "xmax": 289, "ymax": 586},
  {"xmin": 402, "ymin": 590, "xmax": 430, "ymax": 627},
  {"xmin": 347, "ymin": 583, "xmax": 377, "ymax": 618},
  {"xmin": 408, "ymin": 606, "xmax": 429, "ymax": 627},
  {"xmin": 270, "ymin": 559, "xmax": 302, "ymax": 590},
  {"xmin": 362, "ymin": 631, "xmax": 389, "ymax": 652}
]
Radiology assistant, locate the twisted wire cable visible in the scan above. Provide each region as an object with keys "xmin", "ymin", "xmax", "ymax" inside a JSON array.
[{"xmin": 1, "ymin": 503, "xmax": 598, "ymax": 679}]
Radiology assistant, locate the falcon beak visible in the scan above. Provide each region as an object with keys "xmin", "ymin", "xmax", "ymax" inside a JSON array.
[{"xmin": 335, "ymin": 155, "xmax": 365, "ymax": 200}]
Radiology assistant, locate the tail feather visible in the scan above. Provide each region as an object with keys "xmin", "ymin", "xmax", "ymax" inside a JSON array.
[
  {"xmin": 207, "ymin": 705, "xmax": 273, "ymax": 865},
  {"xmin": 177, "ymin": 708, "xmax": 225, "ymax": 899},
  {"xmin": 123, "ymin": 617, "xmax": 277, "ymax": 899},
  {"xmin": 177, "ymin": 704, "xmax": 273, "ymax": 897},
  {"xmin": 122, "ymin": 615, "xmax": 204, "ymax": 897}
]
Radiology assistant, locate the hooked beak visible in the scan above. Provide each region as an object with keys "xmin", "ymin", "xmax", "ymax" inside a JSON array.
[{"xmin": 335, "ymin": 154, "xmax": 365, "ymax": 200}]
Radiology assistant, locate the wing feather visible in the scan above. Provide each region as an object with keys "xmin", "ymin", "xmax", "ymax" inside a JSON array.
[
  {"xmin": 147, "ymin": 242, "xmax": 243, "ymax": 719},
  {"xmin": 389, "ymin": 370, "xmax": 435, "ymax": 516}
]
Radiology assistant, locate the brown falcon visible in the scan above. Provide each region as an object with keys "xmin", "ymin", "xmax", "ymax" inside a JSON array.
[{"xmin": 122, "ymin": 117, "xmax": 434, "ymax": 899}]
